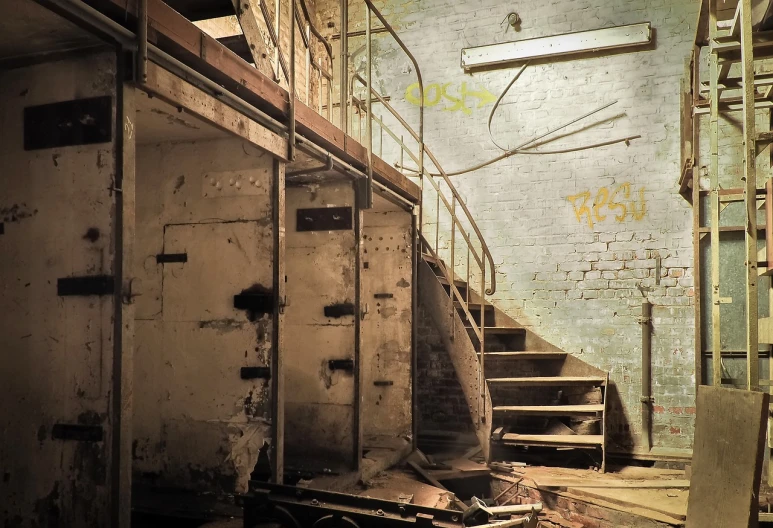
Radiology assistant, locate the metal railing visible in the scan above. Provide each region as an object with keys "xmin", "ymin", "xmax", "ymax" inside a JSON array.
[
  {"xmin": 354, "ymin": 1, "xmax": 496, "ymax": 425},
  {"xmin": 258, "ymin": 0, "xmax": 497, "ymax": 424},
  {"xmin": 254, "ymin": 0, "xmax": 334, "ymax": 118}
]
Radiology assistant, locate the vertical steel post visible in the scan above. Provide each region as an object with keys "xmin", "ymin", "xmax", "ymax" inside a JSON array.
[
  {"xmin": 305, "ymin": 24, "xmax": 310, "ymax": 105},
  {"xmin": 353, "ymin": 182, "xmax": 363, "ymax": 471},
  {"xmin": 364, "ymin": 5, "xmax": 373, "ymax": 209},
  {"xmin": 271, "ymin": 159, "xmax": 286, "ymax": 484},
  {"xmin": 480, "ymin": 265, "xmax": 486, "ymax": 425},
  {"xmin": 339, "ymin": 0, "xmax": 348, "ymax": 131},
  {"xmin": 641, "ymin": 301, "xmax": 652, "ymax": 452},
  {"xmin": 274, "ymin": 0, "xmax": 282, "ymax": 83},
  {"xmin": 740, "ymin": 0, "xmax": 759, "ymax": 391},
  {"xmin": 709, "ymin": 0, "xmax": 722, "ymax": 387},
  {"xmin": 289, "ymin": 0, "xmax": 296, "ymax": 161},
  {"xmin": 137, "ymin": 0, "xmax": 148, "ymax": 84}
]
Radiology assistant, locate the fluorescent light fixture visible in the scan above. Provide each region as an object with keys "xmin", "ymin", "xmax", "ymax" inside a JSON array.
[{"xmin": 461, "ymin": 23, "xmax": 652, "ymax": 71}]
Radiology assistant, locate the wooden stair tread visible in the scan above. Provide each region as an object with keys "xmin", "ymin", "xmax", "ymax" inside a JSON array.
[
  {"xmin": 501, "ymin": 433, "xmax": 604, "ymax": 447},
  {"xmin": 437, "ymin": 276, "xmax": 467, "ymax": 288},
  {"xmin": 422, "ymin": 254, "xmax": 444, "ymax": 266},
  {"xmin": 487, "ymin": 376, "xmax": 605, "ymax": 385},
  {"xmin": 466, "ymin": 326, "xmax": 525, "ymax": 334},
  {"xmin": 480, "ymin": 351, "xmax": 567, "ymax": 359},
  {"xmin": 454, "ymin": 301, "xmax": 494, "ymax": 311},
  {"xmin": 493, "ymin": 404, "xmax": 604, "ymax": 416}
]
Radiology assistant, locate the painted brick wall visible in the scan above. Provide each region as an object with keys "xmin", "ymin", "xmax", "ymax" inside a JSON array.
[
  {"xmin": 416, "ymin": 301, "xmax": 474, "ymax": 434},
  {"xmin": 319, "ymin": 0, "xmax": 700, "ymax": 450}
]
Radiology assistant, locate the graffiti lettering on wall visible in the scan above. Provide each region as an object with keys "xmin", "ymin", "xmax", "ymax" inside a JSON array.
[
  {"xmin": 566, "ymin": 183, "xmax": 646, "ymax": 229},
  {"xmin": 405, "ymin": 82, "xmax": 496, "ymax": 115}
]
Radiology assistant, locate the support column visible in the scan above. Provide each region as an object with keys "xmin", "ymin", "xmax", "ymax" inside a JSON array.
[
  {"xmin": 271, "ymin": 159, "xmax": 286, "ymax": 483},
  {"xmin": 709, "ymin": 0, "xmax": 722, "ymax": 387},
  {"xmin": 740, "ymin": 0, "xmax": 760, "ymax": 391}
]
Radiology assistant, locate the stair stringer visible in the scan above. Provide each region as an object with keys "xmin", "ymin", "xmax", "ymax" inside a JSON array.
[{"xmin": 418, "ymin": 261, "xmax": 493, "ymax": 461}]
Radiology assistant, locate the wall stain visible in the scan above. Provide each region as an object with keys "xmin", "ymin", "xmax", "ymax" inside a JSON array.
[
  {"xmin": 33, "ymin": 481, "xmax": 60, "ymax": 528},
  {"xmin": 1, "ymin": 203, "xmax": 38, "ymax": 224},
  {"xmin": 82, "ymin": 228, "xmax": 100, "ymax": 243},
  {"xmin": 151, "ymin": 108, "xmax": 200, "ymax": 130},
  {"xmin": 173, "ymin": 175, "xmax": 185, "ymax": 194}
]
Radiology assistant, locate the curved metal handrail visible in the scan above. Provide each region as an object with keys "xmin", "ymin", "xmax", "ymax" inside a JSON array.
[{"xmin": 350, "ymin": 71, "xmax": 497, "ymax": 295}]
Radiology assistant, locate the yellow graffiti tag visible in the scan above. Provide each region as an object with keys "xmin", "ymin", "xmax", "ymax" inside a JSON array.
[
  {"xmin": 405, "ymin": 81, "xmax": 496, "ymax": 115},
  {"xmin": 567, "ymin": 183, "xmax": 646, "ymax": 228}
]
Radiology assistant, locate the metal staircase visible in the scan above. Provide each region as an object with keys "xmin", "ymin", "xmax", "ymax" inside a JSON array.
[
  {"xmin": 422, "ymin": 254, "xmax": 608, "ymax": 471},
  {"xmin": 173, "ymin": 0, "xmax": 610, "ymax": 471}
]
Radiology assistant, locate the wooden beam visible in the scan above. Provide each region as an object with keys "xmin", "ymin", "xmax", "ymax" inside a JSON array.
[
  {"xmin": 90, "ymin": 0, "xmax": 421, "ymax": 203},
  {"xmin": 709, "ymin": 0, "xmax": 722, "ymax": 387},
  {"xmin": 142, "ymin": 61, "xmax": 288, "ymax": 159},
  {"xmin": 230, "ymin": 0, "xmax": 277, "ymax": 78},
  {"xmin": 740, "ymin": 0, "xmax": 760, "ymax": 391}
]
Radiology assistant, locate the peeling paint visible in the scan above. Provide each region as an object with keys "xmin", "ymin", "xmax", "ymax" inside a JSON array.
[{"xmin": 225, "ymin": 423, "xmax": 269, "ymax": 493}]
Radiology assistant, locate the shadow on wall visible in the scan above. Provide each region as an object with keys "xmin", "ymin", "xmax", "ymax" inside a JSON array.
[{"xmin": 605, "ymin": 382, "xmax": 634, "ymax": 451}]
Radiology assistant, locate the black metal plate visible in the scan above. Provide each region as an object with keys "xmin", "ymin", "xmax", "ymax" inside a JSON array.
[
  {"xmin": 156, "ymin": 253, "xmax": 188, "ymax": 264},
  {"xmin": 296, "ymin": 207, "xmax": 353, "ymax": 232},
  {"xmin": 328, "ymin": 359, "xmax": 354, "ymax": 371},
  {"xmin": 324, "ymin": 303, "xmax": 355, "ymax": 318},
  {"xmin": 24, "ymin": 96, "xmax": 112, "ymax": 151},
  {"xmin": 52, "ymin": 423, "xmax": 103, "ymax": 442},
  {"xmin": 234, "ymin": 293, "xmax": 274, "ymax": 313},
  {"xmin": 241, "ymin": 366, "xmax": 271, "ymax": 380},
  {"xmin": 57, "ymin": 275, "xmax": 115, "ymax": 296}
]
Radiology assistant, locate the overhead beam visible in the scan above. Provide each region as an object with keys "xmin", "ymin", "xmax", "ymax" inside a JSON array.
[
  {"xmin": 141, "ymin": 61, "xmax": 288, "ymax": 160},
  {"xmin": 460, "ymin": 23, "xmax": 652, "ymax": 71}
]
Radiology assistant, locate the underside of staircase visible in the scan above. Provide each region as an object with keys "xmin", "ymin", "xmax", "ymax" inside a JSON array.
[{"xmin": 419, "ymin": 255, "xmax": 608, "ymax": 472}]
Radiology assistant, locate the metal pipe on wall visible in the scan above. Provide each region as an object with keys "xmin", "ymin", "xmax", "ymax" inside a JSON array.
[{"xmin": 640, "ymin": 300, "xmax": 653, "ymax": 452}]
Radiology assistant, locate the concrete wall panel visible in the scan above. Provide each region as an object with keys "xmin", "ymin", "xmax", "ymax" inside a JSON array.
[
  {"xmin": 0, "ymin": 51, "xmax": 120, "ymax": 526},
  {"xmin": 133, "ymin": 138, "xmax": 274, "ymax": 494}
]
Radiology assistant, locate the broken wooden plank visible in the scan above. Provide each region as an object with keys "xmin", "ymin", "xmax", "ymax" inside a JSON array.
[
  {"xmin": 534, "ymin": 479, "xmax": 690, "ymax": 489},
  {"xmin": 685, "ymin": 386, "xmax": 769, "ymax": 528}
]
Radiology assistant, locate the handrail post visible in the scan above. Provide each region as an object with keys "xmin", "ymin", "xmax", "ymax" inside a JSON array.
[
  {"xmin": 305, "ymin": 24, "xmax": 311, "ymax": 105},
  {"xmin": 289, "ymin": 0, "xmax": 296, "ymax": 160},
  {"xmin": 364, "ymin": 2, "xmax": 373, "ymax": 208},
  {"xmin": 480, "ymin": 265, "xmax": 486, "ymax": 424},
  {"xmin": 339, "ymin": 0, "xmax": 348, "ymax": 132},
  {"xmin": 274, "ymin": 0, "xmax": 281, "ymax": 83}
]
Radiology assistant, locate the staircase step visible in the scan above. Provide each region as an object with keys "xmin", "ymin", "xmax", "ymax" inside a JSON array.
[
  {"xmin": 455, "ymin": 301, "xmax": 494, "ymax": 312},
  {"xmin": 422, "ymin": 254, "xmax": 444, "ymax": 267},
  {"xmin": 500, "ymin": 433, "xmax": 604, "ymax": 448},
  {"xmin": 466, "ymin": 326, "xmax": 526, "ymax": 335},
  {"xmin": 480, "ymin": 351, "xmax": 567, "ymax": 359},
  {"xmin": 493, "ymin": 404, "xmax": 604, "ymax": 416},
  {"xmin": 486, "ymin": 376, "xmax": 605, "ymax": 386},
  {"xmin": 437, "ymin": 276, "xmax": 468, "ymax": 289}
]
